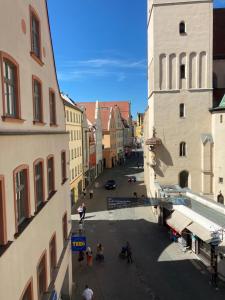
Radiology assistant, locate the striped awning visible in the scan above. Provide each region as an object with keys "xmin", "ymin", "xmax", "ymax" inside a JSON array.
[{"xmin": 166, "ymin": 210, "xmax": 192, "ymax": 234}]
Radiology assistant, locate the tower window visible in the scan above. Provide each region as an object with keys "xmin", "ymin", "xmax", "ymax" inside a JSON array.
[
  {"xmin": 179, "ymin": 142, "xmax": 186, "ymax": 157},
  {"xmin": 179, "ymin": 103, "xmax": 185, "ymax": 118},
  {"xmin": 179, "ymin": 22, "xmax": 186, "ymax": 34},
  {"xmin": 180, "ymin": 65, "xmax": 185, "ymax": 79}
]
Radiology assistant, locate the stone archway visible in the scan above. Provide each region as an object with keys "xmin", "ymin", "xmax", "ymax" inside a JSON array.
[{"xmin": 179, "ymin": 170, "xmax": 189, "ymax": 188}]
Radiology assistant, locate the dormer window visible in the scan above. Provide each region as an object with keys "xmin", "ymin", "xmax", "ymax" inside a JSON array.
[{"xmin": 179, "ymin": 22, "xmax": 186, "ymax": 34}]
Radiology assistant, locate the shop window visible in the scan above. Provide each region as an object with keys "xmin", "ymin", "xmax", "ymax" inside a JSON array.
[
  {"xmin": 32, "ymin": 77, "xmax": 43, "ymax": 123},
  {"xmin": 47, "ymin": 156, "xmax": 55, "ymax": 197},
  {"xmin": 49, "ymin": 90, "xmax": 56, "ymax": 126},
  {"xmin": 49, "ymin": 234, "xmax": 57, "ymax": 281},
  {"xmin": 1, "ymin": 53, "xmax": 20, "ymax": 119},
  {"xmin": 61, "ymin": 151, "xmax": 67, "ymax": 183},
  {"xmin": 37, "ymin": 251, "xmax": 47, "ymax": 300},
  {"xmin": 0, "ymin": 176, "xmax": 7, "ymax": 245},
  {"xmin": 14, "ymin": 165, "xmax": 30, "ymax": 231},
  {"xmin": 62, "ymin": 213, "xmax": 68, "ymax": 246},
  {"xmin": 34, "ymin": 160, "xmax": 44, "ymax": 210}
]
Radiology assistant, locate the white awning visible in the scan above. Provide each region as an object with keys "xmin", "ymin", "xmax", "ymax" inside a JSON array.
[
  {"xmin": 166, "ymin": 210, "xmax": 192, "ymax": 234},
  {"xmin": 187, "ymin": 222, "xmax": 212, "ymax": 243}
]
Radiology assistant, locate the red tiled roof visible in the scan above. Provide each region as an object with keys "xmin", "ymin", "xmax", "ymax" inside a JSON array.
[
  {"xmin": 99, "ymin": 101, "xmax": 130, "ymax": 121},
  {"xmin": 214, "ymin": 9, "xmax": 225, "ymax": 57},
  {"xmin": 77, "ymin": 102, "xmax": 96, "ymax": 124}
]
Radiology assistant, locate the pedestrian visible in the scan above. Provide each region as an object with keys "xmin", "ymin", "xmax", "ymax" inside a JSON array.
[
  {"xmin": 82, "ymin": 203, "xmax": 86, "ymax": 219},
  {"xmin": 89, "ymin": 189, "xmax": 94, "ymax": 199},
  {"xmin": 77, "ymin": 205, "xmax": 83, "ymax": 219},
  {"xmin": 133, "ymin": 192, "xmax": 137, "ymax": 198},
  {"xmin": 78, "ymin": 220, "xmax": 84, "ymax": 235},
  {"xmin": 126, "ymin": 241, "xmax": 133, "ymax": 264},
  {"xmin": 82, "ymin": 188, "xmax": 87, "ymax": 199},
  {"xmin": 96, "ymin": 243, "xmax": 104, "ymax": 261},
  {"xmin": 78, "ymin": 250, "xmax": 84, "ymax": 266},
  {"xmin": 82, "ymin": 284, "xmax": 94, "ymax": 300},
  {"xmin": 86, "ymin": 247, "xmax": 93, "ymax": 266},
  {"xmin": 210, "ymin": 267, "xmax": 218, "ymax": 289}
]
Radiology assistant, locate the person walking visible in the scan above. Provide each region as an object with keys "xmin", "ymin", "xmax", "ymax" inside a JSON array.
[
  {"xmin": 86, "ymin": 247, "xmax": 93, "ymax": 266},
  {"xmin": 89, "ymin": 189, "xmax": 94, "ymax": 199},
  {"xmin": 78, "ymin": 220, "xmax": 84, "ymax": 235},
  {"xmin": 126, "ymin": 241, "xmax": 133, "ymax": 264},
  {"xmin": 78, "ymin": 250, "xmax": 84, "ymax": 267},
  {"xmin": 77, "ymin": 205, "xmax": 83, "ymax": 219},
  {"xmin": 82, "ymin": 284, "xmax": 94, "ymax": 300},
  {"xmin": 96, "ymin": 243, "xmax": 104, "ymax": 261},
  {"xmin": 82, "ymin": 203, "xmax": 86, "ymax": 220},
  {"xmin": 82, "ymin": 188, "xmax": 87, "ymax": 199}
]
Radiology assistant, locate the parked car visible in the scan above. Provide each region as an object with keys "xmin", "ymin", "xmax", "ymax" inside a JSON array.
[
  {"xmin": 104, "ymin": 180, "xmax": 117, "ymax": 190},
  {"xmin": 128, "ymin": 176, "xmax": 136, "ymax": 183}
]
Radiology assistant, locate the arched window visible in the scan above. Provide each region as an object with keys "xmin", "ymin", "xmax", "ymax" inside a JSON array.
[
  {"xmin": 179, "ymin": 103, "xmax": 185, "ymax": 118},
  {"xmin": 179, "ymin": 142, "xmax": 186, "ymax": 156},
  {"xmin": 180, "ymin": 64, "xmax": 186, "ymax": 79},
  {"xmin": 179, "ymin": 22, "xmax": 186, "ymax": 34},
  {"xmin": 217, "ymin": 192, "xmax": 224, "ymax": 204},
  {"xmin": 179, "ymin": 170, "xmax": 189, "ymax": 188}
]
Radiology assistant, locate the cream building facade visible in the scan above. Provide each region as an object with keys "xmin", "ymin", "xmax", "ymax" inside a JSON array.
[
  {"xmin": 0, "ymin": 1, "xmax": 72, "ymax": 300},
  {"xmin": 145, "ymin": 0, "xmax": 225, "ymax": 203},
  {"xmin": 62, "ymin": 94, "xmax": 83, "ymax": 205}
]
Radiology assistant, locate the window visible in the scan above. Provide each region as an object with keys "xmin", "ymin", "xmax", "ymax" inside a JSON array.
[
  {"xmin": 62, "ymin": 213, "xmax": 68, "ymax": 245},
  {"xmin": 30, "ymin": 7, "xmax": 41, "ymax": 59},
  {"xmin": 61, "ymin": 151, "xmax": 67, "ymax": 183},
  {"xmin": 47, "ymin": 156, "xmax": 55, "ymax": 196},
  {"xmin": 72, "ymin": 169, "xmax": 74, "ymax": 179},
  {"xmin": 37, "ymin": 251, "xmax": 47, "ymax": 300},
  {"xmin": 75, "ymin": 148, "xmax": 76, "ymax": 158},
  {"xmin": 1, "ymin": 55, "xmax": 20, "ymax": 118},
  {"xmin": 180, "ymin": 65, "xmax": 185, "ymax": 79},
  {"xmin": 220, "ymin": 115, "xmax": 223, "ymax": 123},
  {"xmin": 66, "ymin": 110, "xmax": 69, "ymax": 122},
  {"xmin": 75, "ymin": 167, "xmax": 77, "ymax": 177},
  {"xmin": 179, "ymin": 142, "xmax": 186, "ymax": 157},
  {"xmin": 213, "ymin": 73, "xmax": 218, "ymax": 88},
  {"xmin": 20, "ymin": 279, "xmax": 33, "ymax": 300},
  {"xmin": 0, "ymin": 176, "xmax": 7, "ymax": 245},
  {"xmin": 179, "ymin": 21, "xmax": 186, "ymax": 34},
  {"xmin": 34, "ymin": 160, "xmax": 44, "ymax": 210},
  {"xmin": 179, "ymin": 103, "xmax": 185, "ymax": 118},
  {"xmin": 49, "ymin": 90, "xmax": 56, "ymax": 125},
  {"xmin": 219, "ymin": 177, "xmax": 223, "ymax": 184},
  {"xmin": 14, "ymin": 166, "xmax": 30, "ymax": 229},
  {"xmin": 49, "ymin": 234, "xmax": 57, "ymax": 281},
  {"xmin": 33, "ymin": 77, "xmax": 43, "ymax": 122}
]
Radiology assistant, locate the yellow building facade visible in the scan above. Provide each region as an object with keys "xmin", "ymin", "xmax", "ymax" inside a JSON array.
[{"xmin": 62, "ymin": 94, "xmax": 83, "ymax": 206}]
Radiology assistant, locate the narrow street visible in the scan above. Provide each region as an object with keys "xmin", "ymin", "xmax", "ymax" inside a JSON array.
[{"xmin": 72, "ymin": 154, "xmax": 225, "ymax": 300}]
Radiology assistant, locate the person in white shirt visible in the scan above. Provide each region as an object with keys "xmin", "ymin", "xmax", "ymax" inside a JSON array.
[{"xmin": 82, "ymin": 285, "xmax": 94, "ymax": 300}]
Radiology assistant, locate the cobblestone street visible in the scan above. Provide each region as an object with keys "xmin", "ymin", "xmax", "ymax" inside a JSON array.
[{"xmin": 71, "ymin": 155, "xmax": 225, "ymax": 300}]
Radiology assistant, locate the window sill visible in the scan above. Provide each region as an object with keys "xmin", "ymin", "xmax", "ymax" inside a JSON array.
[
  {"xmin": 30, "ymin": 52, "xmax": 44, "ymax": 66},
  {"xmin": 0, "ymin": 241, "xmax": 13, "ymax": 257},
  {"xmin": 61, "ymin": 178, "xmax": 68, "ymax": 185},
  {"xmin": 34, "ymin": 201, "xmax": 47, "ymax": 216},
  {"xmin": 50, "ymin": 123, "xmax": 58, "ymax": 127},
  {"xmin": 33, "ymin": 120, "xmax": 46, "ymax": 126},
  {"xmin": 2, "ymin": 116, "xmax": 25, "ymax": 123},
  {"xmin": 47, "ymin": 190, "xmax": 57, "ymax": 201},
  {"xmin": 14, "ymin": 217, "xmax": 34, "ymax": 239}
]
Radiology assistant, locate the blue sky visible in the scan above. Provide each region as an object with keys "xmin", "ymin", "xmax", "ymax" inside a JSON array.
[{"xmin": 47, "ymin": 0, "xmax": 225, "ymax": 118}]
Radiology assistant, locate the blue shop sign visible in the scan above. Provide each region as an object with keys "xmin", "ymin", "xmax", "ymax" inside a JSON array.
[
  {"xmin": 71, "ymin": 235, "xmax": 86, "ymax": 252},
  {"xmin": 50, "ymin": 290, "xmax": 57, "ymax": 300}
]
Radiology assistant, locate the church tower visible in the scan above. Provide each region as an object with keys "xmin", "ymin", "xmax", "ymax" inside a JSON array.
[{"xmin": 145, "ymin": 0, "xmax": 213, "ymax": 196}]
